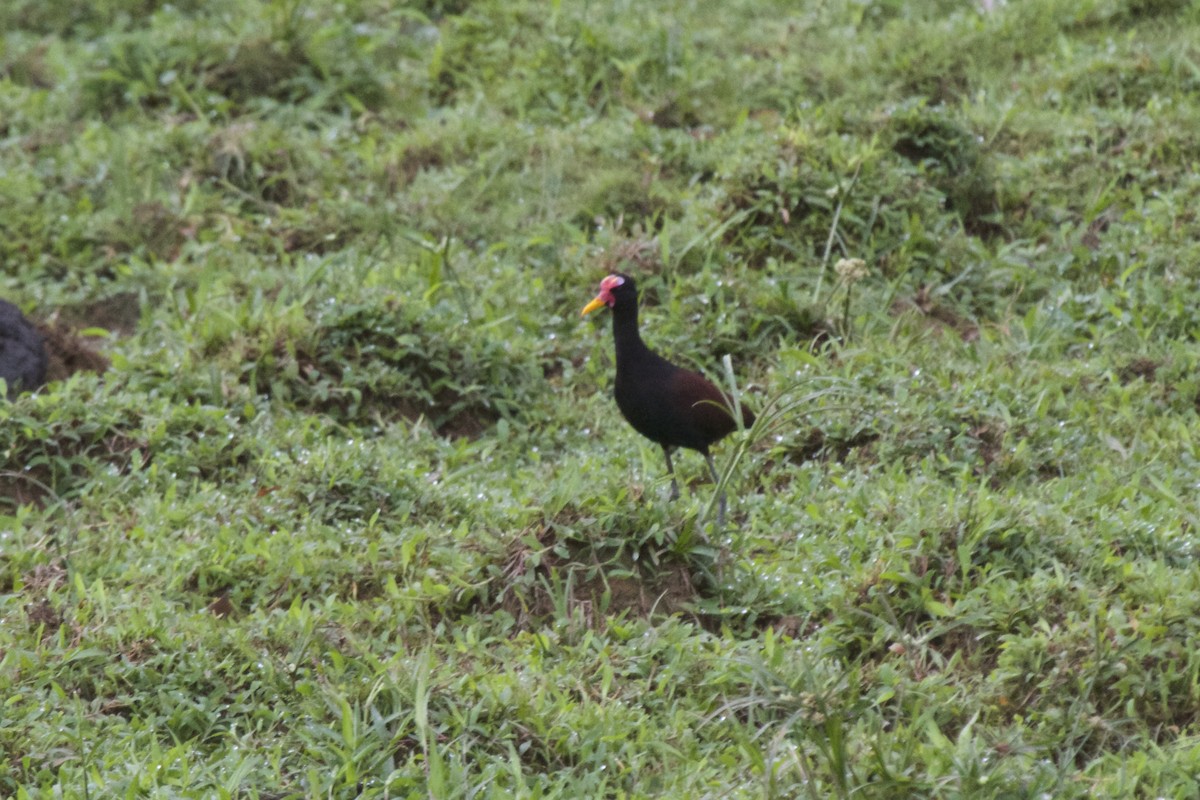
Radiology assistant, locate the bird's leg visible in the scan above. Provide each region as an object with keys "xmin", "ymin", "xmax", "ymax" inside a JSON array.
[
  {"xmin": 704, "ymin": 453, "xmax": 726, "ymax": 526},
  {"xmin": 662, "ymin": 445, "xmax": 680, "ymax": 500}
]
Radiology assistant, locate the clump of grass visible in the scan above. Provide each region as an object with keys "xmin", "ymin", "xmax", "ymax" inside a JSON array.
[
  {"xmin": 888, "ymin": 98, "xmax": 999, "ymax": 236},
  {"xmin": 294, "ymin": 297, "xmax": 540, "ymax": 434}
]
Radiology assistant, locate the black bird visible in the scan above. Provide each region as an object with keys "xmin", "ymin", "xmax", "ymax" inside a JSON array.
[
  {"xmin": 0, "ymin": 300, "xmax": 47, "ymax": 400},
  {"xmin": 582, "ymin": 273, "xmax": 754, "ymax": 524}
]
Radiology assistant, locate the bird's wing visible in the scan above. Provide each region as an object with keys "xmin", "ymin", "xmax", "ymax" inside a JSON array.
[{"xmin": 668, "ymin": 370, "xmax": 741, "ymax": 439}]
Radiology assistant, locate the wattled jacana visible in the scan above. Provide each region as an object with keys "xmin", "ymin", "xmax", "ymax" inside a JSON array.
[{"xmin": 582, "ymin": 273, "xmax": 754, "ymax": 524}]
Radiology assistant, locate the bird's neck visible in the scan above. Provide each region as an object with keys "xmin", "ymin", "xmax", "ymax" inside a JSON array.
[{"xmin": 611, "ymin": 303, "xmax": 648, "ymax": 363}]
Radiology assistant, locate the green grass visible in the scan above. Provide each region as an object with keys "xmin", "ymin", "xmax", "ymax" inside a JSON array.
[{"xmin": 4, "ymin": 0, "xmax": 1200, "ymax": 796}]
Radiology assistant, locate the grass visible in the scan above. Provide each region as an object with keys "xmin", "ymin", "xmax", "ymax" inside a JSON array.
[{"xmin": 4, "ymin": 0, "xmax": 1200, "ymax": 796}]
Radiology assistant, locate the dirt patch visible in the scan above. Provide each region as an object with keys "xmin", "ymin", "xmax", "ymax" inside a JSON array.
[
  {"xmin": 56, "ymin": 292, "xmax": 142, "ymax": 337},
  {"xmin": 969, "ymin": 422, "xmax": 1005, "ymax": 470},
  {"xmin": 891, "ymin": 286, "xmax": 980, "ymax": 342},
  {"xmin": 493, "ymin": 523, "xmax": 702, "ymax": 630},
  {"xmin": 25, "ymin": 597, "xmax": 62, "ymax": 635},
  {"xmin": 206, "ymin": 594, "xmax": 236, "ymax": 619},
  {"xmin": 781, "ymin": 426, "xmax": 881, "ymax": 465},
  {"xmin": 0, "ymin": 466, "xmax": 54, "ymax": 508},
  {"xmin": 36, "ymin": 322, "xmax": 111, "ymax": 383},
  {"xmin": 12, "ymin": 561, "xmax": 68, "ymax": 638},
  {"xmin": 385, "ymin": 395, "xmax": 498, "ymax": 440},
  {"xmin": 206, "ymin": 38, "xmax": 312, "ymax": 105},
  {"xmin": 394, "ymin": 141, "xmax": 445, "ymax": 188},
  {"xmin": 1117, "ymin": 357, "xmax": 1159, "ymax": 384},
  {"xmin": 433, "ymin": 408, "xmax": 498, "ymax": 439}
]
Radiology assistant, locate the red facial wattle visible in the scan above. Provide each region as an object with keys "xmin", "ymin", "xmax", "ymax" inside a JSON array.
[{"xmin": 580, "ymin": 274, "xmax": 626, "ymax": 316}]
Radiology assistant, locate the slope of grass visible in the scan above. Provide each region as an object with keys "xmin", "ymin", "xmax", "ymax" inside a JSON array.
[{"xmin": 4, "ymin": 0, "xmax": 1200, "ymax": 796}]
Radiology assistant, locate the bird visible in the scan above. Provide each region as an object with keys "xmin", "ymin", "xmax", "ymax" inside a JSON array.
[
  {"xmin": 581, "ymin": 273, "xmax": 754, "ymax": 525},
  {"xmin": 0, "ymin": 299, "xmax": 47, "ymax": 400}
]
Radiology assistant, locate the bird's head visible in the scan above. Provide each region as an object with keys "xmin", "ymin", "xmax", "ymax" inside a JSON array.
[{"xmin": 581, "ymin": 273, "xmax": 637, "ymax": 316}]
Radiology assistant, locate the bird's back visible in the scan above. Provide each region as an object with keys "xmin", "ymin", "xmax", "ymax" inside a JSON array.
[{"xmin": 615, "ymin": 346, "xmax": 751, "ymax": 453}]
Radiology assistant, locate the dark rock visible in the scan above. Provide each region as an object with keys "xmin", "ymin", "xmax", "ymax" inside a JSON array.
[{"xmin": 0, "ymin": 300, "xmax": 48, "ymax": 398}]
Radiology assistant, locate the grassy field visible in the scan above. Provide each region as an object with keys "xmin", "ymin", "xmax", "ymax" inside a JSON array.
[{"xmin": 4, "ymin": 0, "xmax": 1200, "ymax": 796}]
